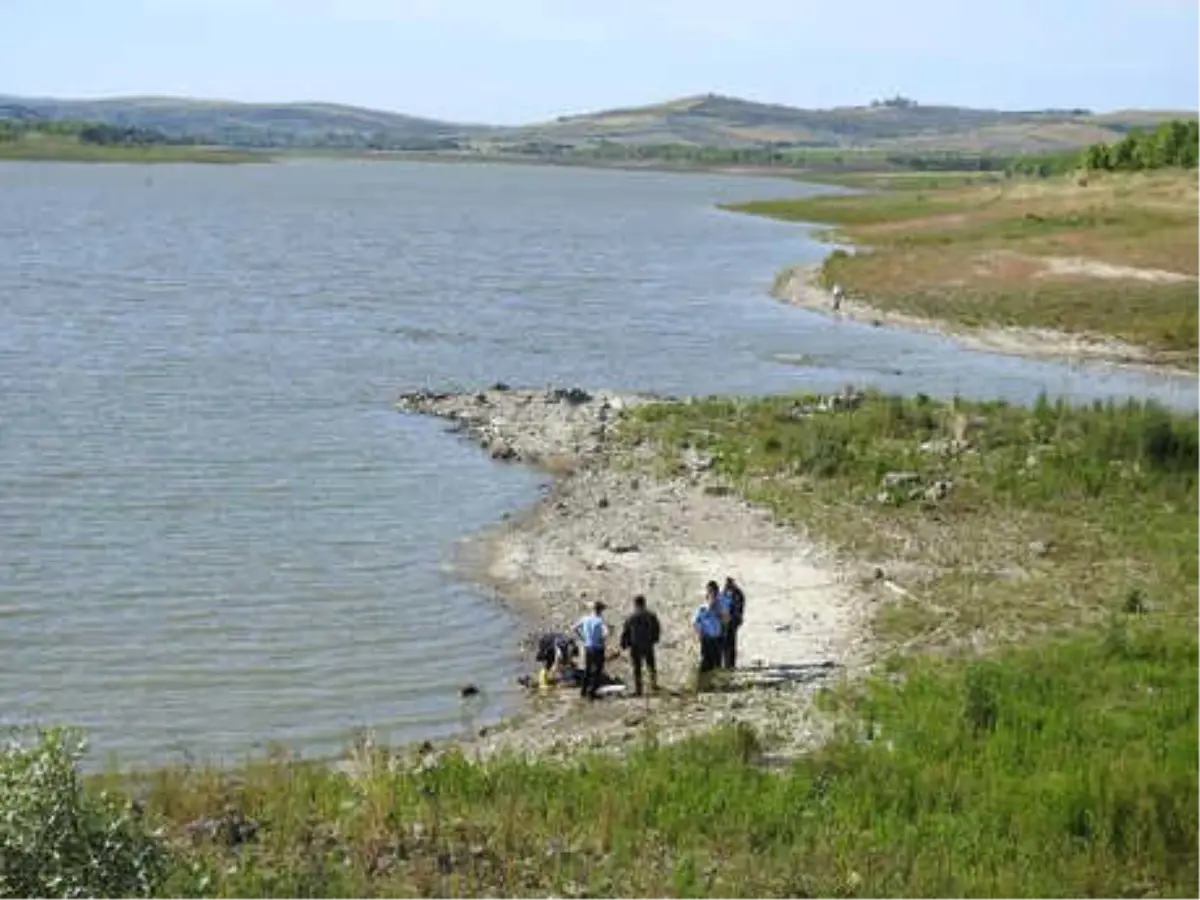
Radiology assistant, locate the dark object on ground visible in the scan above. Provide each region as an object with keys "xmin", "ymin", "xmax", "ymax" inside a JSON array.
[
  {"xmin": 547, "ymin": 387, "xmax": 592, "ymax": 405},
  {"xmin": 460, "ymin": 684, "xmax": 480, "ymax": 698},
  {"xmin": 185, "ymin": 809, "xmax": 260, "ymax": 847}
]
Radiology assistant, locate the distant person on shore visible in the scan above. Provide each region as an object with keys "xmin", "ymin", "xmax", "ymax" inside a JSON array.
[
  {"xmin": 574, "ymin": 601, "xmax": 609, "ymax": 701},
  {"xmin": 720, "ymin": 577, "xmax": 746, "ymax": 669},
  {"xmin": 620, "ymin": 594, "xmax": 661, "ymax": 696},
  {"xmin": 831, "ymin": 283, "xmax": 844, "ymax": 311},
  {"xmin": 694, "ymin": 582, "xmax": 727, "ymax": 681}
]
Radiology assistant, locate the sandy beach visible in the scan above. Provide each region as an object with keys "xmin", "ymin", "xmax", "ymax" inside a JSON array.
[
  {"xmin": 388, "ymin": 386, "xmax": 874, "ymax": 764},
  {"xmin": 774, "ymin": 263, "xmax": 1198, "ymax": 377}
]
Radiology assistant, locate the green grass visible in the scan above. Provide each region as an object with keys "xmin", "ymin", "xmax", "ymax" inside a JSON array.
[
  {"xmin": 792, "ymin": 170, "xmax": 1006, "ymax": 190},
  {"xmin": 724, "ymin": 171, "xmax": 1200, "ymax": 366},
  {"xmin": 0, "ymin": 135, "xmax": 266, "ymax": 164},
  {"xmin": 10, "ymin": 624, "xmax": 1189, "ymax": 897},
  {"xmin": 8, "ymin": 394, "xmax": 1197, "ymax": 897},
  {"xmin": 622, "ymin": 393, "xmax": 1197, "ymax": 649}
]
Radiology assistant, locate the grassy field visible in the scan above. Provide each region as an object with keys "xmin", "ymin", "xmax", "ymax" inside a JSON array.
[
  {"xmin": 3, "ymin": 393, "xmax": 1196, "ymax": 898},
  {"xmin": 726, "ymin": 171, "xmax": 1200, "ymax": 368},
  {"xmin": 0, "ymin": 133, "xmax": 266, "ymax": 164}
]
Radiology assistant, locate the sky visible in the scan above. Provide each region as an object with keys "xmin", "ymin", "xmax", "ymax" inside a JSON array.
[{"xmin": 1, "ymin": 0, "xmax": 1196, "ymax": 123}]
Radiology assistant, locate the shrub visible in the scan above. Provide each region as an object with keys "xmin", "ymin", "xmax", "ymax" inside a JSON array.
[{"xmin": 0, "ymin": 728, "xmax": 169, "ymax": 898}]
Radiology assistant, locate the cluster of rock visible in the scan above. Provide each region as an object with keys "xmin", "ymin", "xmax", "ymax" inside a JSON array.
[
  {"xmin": 395, "ymin": 384, "xmax": 652, "ymax": 468},
  {"xmin": 786, "ymin": 385, "xmax": 866, "ymax": 418},
  {"xmin": 876, "ymin": 470, "xmax": 955, "ymax": 506}
]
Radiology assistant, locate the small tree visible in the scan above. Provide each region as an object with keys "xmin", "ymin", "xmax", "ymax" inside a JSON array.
[{"xmin": 0, "ymin": 728, "xmax": 169, "ymax": 898}]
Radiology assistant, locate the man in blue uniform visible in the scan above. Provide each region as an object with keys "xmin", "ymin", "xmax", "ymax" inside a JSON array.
[
  {"xmin": 694, "ymin": 582, "xmax": 727, "ymax": 679},
  {"xmin": 574, "ymin": 601, "xmax": 609, "ymax": 700}
]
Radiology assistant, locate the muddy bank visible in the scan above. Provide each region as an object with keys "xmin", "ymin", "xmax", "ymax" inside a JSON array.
[
  {"xmin": 774, "ymin": 263, "xmax": 1197, "ymax": 377},
  {"xmin": 382, "ymin": 385, "xmax": 872, "ymax": 766}
]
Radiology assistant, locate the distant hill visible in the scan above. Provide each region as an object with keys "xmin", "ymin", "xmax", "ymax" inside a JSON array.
[
  {"xmin": 0, "ymin": 92, "xmax": 1192, "ymax": 155},
  {"xmin": 0, "ymin": 95, "xmax": 482, "ymax": 149},
  {"xmin": 509, "ymin": 94, "xmax": 1193, "ymax": 153}
]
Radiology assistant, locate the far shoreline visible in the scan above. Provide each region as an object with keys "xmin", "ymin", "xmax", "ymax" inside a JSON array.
[{"xmin": 769, "ymin": 261, "xmax": 1200, "ymax": 380}]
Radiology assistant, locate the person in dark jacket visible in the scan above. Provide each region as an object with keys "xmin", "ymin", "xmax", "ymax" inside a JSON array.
[
  {"xmin": 535, "ymin": 632, "xmax": 578, "ymax": 673},
  {"xmin": 720, "ymin": 576, "xmax": 746, "ymax": 669},
  {"xmin": 620, "ymin": 594, "xmax": 661, "ymax": 696}
]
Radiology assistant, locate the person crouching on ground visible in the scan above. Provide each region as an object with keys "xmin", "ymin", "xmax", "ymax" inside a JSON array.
[
  {"xmin": 535, "ymin": 631, "xmax": 579, "ymax": 688},
  {"xmin": 720, "ymin": 576, "xmax": 745, "ymax": 669},
  {"xmin": 620, "ymin": 594, "xmax": 661, "ymax": 697},
  {"xmin": 574, "ymin": 601, "xmax": 609, "ymax": 701},
  {"xmin": 694, "ymin": 582, "xmax": 727, "ymax": 684}
]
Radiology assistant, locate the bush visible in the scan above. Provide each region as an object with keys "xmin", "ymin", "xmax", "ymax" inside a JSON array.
[{"xmin": 0, "ymin": 728, "xmax": 169, "ymax": 898}]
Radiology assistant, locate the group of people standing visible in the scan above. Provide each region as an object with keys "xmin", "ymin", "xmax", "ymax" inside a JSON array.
[
  {"xmin": 537, "ymin": 576, "xmax": 746, "ymax": 701},
  {"xmin": 693, "ymin": 577, "xmax": 745, "ymax": 674}
]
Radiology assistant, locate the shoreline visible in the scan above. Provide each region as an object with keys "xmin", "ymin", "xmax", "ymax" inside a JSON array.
[
  {"xmin": 380, "ymin": 386, "xmax": 874, "ymax": 768},
  {"xmin": 772, "ymin": 262, "xmax": 1199, "ymax": 379}
]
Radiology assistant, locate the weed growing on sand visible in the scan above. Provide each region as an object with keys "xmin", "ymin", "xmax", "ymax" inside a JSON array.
[{"xmin": 725, "ymin": 171, "xmax": 1199, "ymax": 364}]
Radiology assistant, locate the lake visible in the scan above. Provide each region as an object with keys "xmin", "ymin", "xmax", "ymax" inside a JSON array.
[{"xmin": 0, "ymin": 159, "xmax": 1193, "ymax": 768}]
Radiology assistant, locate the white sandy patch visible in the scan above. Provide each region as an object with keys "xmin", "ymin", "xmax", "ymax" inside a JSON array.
[{"xmin": 1037, "ymin": 256, "xmax": 1195, "ymax": 284}]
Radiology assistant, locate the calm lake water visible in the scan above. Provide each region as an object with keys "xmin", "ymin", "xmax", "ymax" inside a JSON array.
[{"xmin": 0, "ymin": 159, "xmax": 1194, "ymax": 768}]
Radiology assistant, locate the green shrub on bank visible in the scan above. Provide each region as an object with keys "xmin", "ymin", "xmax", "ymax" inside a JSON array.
[{"xmin": 0, "ymin": 728, "xmax": 170, "ymax": 898}]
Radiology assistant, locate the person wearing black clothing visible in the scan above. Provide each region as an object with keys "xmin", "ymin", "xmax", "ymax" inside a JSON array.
[
  {"xmin": 620, "ymin": 594, "xmax": 661, "ymax": 696},
  {"xmin": 721, "ymin": 576, "xmax": 745, "ymax": 670},
  {"xmin": 534, "ymin": 632, "xmax": 578, "ymax": 673}
]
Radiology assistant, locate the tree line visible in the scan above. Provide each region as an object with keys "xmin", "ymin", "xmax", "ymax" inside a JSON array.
[
  {"xmin": 1006, "ymin": 118, "xmax": 1199, "ymax": 177},
  {"xmin": 1083, "ymin": 119, "xmax": 1198, "ymax": 171},
  {"xmin": 0, "ymin": 118, "xmax": 189, "ymax": 146},
  {"xmin": 499, "ymin": 139, "xmax": 1011, "ymax": 173}
]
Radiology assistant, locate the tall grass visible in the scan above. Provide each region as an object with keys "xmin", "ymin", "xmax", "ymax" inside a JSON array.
[
  {"xmin": 19, "ymin": 623, "xmax": 1190, "ymax": 897},
  {"xmin": 623, "ymin": 394, "xmax": 1197, "ymax": 651}
]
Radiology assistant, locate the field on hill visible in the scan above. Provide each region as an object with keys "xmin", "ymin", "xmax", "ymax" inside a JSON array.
[
  {"xmin": 2, "ymin": 92, "xmax": 1193, "ymax": 156},
  {"xmin": 728, "ymin": 169, "xmax": 1199, "ymax": 369}
]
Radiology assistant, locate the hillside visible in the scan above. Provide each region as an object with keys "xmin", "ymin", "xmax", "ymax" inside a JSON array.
[
  {"xmin": 0, "ymin": 92, "xmax": 1192, "ymax": 154},
  {"xmin": 510, "ymin": 94, "xmax": 1190, "ymax": 153},
  {"xmin": 0, "ymin": 95, "xmax": 479, "ymax": 149}
]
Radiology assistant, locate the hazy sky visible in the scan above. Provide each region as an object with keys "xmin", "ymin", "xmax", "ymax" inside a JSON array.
[{"xmin": 2, "ymin": 0, "xmax": 1196, "ymax": 123}]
